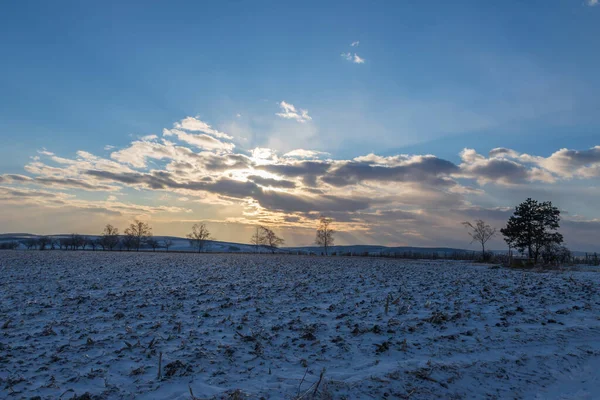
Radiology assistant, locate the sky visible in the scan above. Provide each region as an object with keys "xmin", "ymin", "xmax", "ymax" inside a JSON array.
[{"xmin": 1, "ymin": 0, "xmax": 600, "ymax": 251}]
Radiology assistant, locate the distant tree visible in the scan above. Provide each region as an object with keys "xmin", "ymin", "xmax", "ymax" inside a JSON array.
[
  {"xmin": 187, "ymin": 222, "xmax": 213, "ymax": 253},
  {"xmin": 315, "ymin": 216, "xmax": 335, "ymax": 256},
  {"xmin": 49, "ymin": 238, "xmax": 58, "ymax": 250},
  {"xmin": 86, "ymin": 238, "xmax": 99, "ymax": 251},
  {"xmin": 163, "ymin": 239, "xmax": 174, "ymax": 252},
  {"xmin": 101, "ymin": 224, "xmax": 120, "ymax": 251},
  {"xmin": 59, "ymin": 238, "xmax": 70, "ymax": 250},
  {"xmin": 80, "ymin": 236, "xmax": 89, "ymax": 250},
  {"xmin": 70, "ymin": 234, "xmax": 85, "ymax": 250},
  {"xmin": 501, "ymin": 198, "xmax": 563, "ymax": 264},
  {"xmin": 261, "ymin": 226, "xmax": 284, "ymax": 254},
  {"xmin": 147, "ymin": 238, "xmax": 160, "ymax": 252},
  {"xmin": 541, "ymin": 243, "xmax": 571, "ymax": 265},
  {"xmin": 124, "ymin": 220, "xmax": 152, "ymax": 251},
  {"xmin": 462, "ymin": 219, "xmax": 497, "ymax": 261},
  {"xmin": 37, "ymin": 236, "xmax": 51, "ymax": 251},
  {"xmin": 122, "ymin": 233, "xmax": 135, "ymax": 251},
  {"xmin": 0, "ymin": 241, "xmax": 19, "ymax": 250},
  {"xmin": 22, "ymin": 238, "xmax": 37, "ymax": 250},
  {"xmin": 250, "ymin": 226, "xmax": 265, "ymax": 253}
]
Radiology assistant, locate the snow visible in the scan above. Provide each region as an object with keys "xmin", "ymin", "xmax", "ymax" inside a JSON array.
[{"xmin": 1, "ymin": 252, "xmax": 599, "ymax": 399}]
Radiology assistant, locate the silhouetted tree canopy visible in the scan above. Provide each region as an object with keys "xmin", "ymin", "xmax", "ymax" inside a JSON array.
[{"xmin": 501, "ymin": 198, "xmax": 563, "ymax": 264}]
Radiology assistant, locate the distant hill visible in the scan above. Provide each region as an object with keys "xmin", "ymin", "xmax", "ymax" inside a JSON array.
[
  {"xmin": 0, "ymin": 233, "xmax": 592, "ymax": 256},
  {"xmin": 0, "ymin": 233, "xmax": 471, "ymax": 254},
  {"xmin": 284, "ymin": 244, "xmax": 471, "ymax": 255}
]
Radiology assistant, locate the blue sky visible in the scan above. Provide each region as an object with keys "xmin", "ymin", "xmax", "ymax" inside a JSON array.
[{"xmin": 1, "ymin": 1, "xmax": 599, "ymax": 250}]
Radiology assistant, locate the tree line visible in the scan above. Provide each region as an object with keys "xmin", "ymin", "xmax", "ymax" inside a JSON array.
[
  {"xmin": 5, "ymin": 218, "xmax": 336, "ymax": 254},
  {"xmin": 3, "ymin": 198, "xmax": 579, "ymax": 265}
]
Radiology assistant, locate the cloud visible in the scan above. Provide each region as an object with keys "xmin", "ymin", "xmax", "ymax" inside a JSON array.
[
  {"xmin": 587, "ymin": 0, "xmax": 598, "ymax": 6},
  {"xmin": 5, "ymin": 114, "xmax": 600, "ymax": 250},
  {"xmin": 173, "ymin": 116, "xmax": 233, "ymax": 139},
  {"xmin": 257, "ymin": 160, "xmax": 331, "ymax": 187},
  {"xmin": 163, "ymin": 129, "xmax": 235, "ymax": 152},
  {"xmin": 0, "ymin": 174, "xmax": 118, "ymax": 191},
  {"xmin": 86, "ymin": 169, "xmax": 369, "ymax": 214},
  {"xmin": 458, "ymin": 146, "xmax": 600, "ymax": 184},
  {"xmin": 351, "ymin": 41, "xmax": 360, "ymax": 47},
  {"xmin": 321, "ymin": 156, "xmax": 459, "ymax": 187},
  {"xmin": 275, "ymin": 101, "xmax": 312, "ymax": 123},
  {"xmin": 539, "ymin": 146, "xmax": 600, "ymax": 178},
  {"xmin": 341, "ymin": 52, "xmax": 365, "ymax": 64},
  {"xmin": 284, "ymin": 149, "xmax": 330, "ymax": 159},
  {"xmin": 247, "ymin": 175, "xmax": 297, "ymax": 189}
]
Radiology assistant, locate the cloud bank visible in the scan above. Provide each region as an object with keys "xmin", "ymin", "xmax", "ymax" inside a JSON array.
[{"xmin": 2, "ymin": 116, "xmax": 600, "ymax": 250}]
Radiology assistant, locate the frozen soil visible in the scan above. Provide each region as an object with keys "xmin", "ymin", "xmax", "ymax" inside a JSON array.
[{"xmin": 1, "ymin": 252, "xmax": 599, "ymax": 399}]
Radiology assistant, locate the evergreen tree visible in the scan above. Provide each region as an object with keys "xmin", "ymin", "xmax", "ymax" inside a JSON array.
[{"xmin": 500, "ymin": 198, "xmax": 563, "ymax": 264}]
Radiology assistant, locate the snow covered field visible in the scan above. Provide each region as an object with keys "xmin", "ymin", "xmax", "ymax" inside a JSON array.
[{"xmin": 1, "ymin": 252, "xmax": 599, "ymax": 399}]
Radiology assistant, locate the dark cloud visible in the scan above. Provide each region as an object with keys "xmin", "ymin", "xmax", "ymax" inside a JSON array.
[
  {"xmin": 247, "ymin": 175, "xmax": 297, "ymax": 189},
  {"xmin": 461, "ymin": 159, "xmax": 529, "ymax": 184},
  {"xmin": 0, "ymin": 187, "xmax": 61, "ymax": 199},
  {"xmin": 86, "ymin": 169, "xmax": 370, "ymax": 213},
  {"xmin": 258, "ymin": 161, "xmax": 331, "ymax": 187},
  {"xmin": 1, "ymin": 174, "xmax": 115, "ymax": 191},
  {"xmin": 203, "ymin": 153, "xmax": 252, "ymax": 171},
  {"xmin": 551, "ymin": 147, "xmax": 600, "ymax": 167},
  {"xmin": 488, "ymin": 148, "xmax": 514, "ymax": 157},
  {"xmin": 321, "ymin": 157, "xmax": 459, "ymax": 187},
  {"xmin": 256, "ymin": 191, "xmax": 370, "ymax": 213}
]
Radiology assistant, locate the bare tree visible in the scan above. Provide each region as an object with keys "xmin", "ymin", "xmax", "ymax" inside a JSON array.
[
  {"xmin": 147, "ymin": 238, "xmax": 160, "ymax": 252},
  {"xmin": 124, "ymin": 220, "xmax": 152, "ymax": 251},
  {"xmin": 22, "ymin": 238, "xmax": 37, "ymax": 250},
  {"xmin": 59, "ymin": 238, "xmax": 70, "ymax": 250},
  {"xmin": 87, "ymin": 238, "xmax": 99, "ymax": 251},
  {"xmin": 0, "ymin": 241, "xmax": 19, "ymax": 250},
  {"xmin": 315, "ymin": 217, "xmax": 335, "ymax": 256},
  {"xmin": 80, "ymin": 236, "xmax": 89, "ymax": 250},
  {"xmin": 37, "ymin": 236, "xmax": 51, "ymax": 250},
  {"xmin": 70, "ymin": 234, "xmax": 85, "ymax": 250},
  {"xmin": 101, "ymin": 224, "xmax": 120, "ymax": 251},
  {"xmin": 122, "ymin": 233, "xmax": 135, "ymax": 251},
  {"xmin": 187, "ymin": 223, "xmax": 213, "ymax": 253},
  {"xmin": 261, "ymin": 226, "xmax": 284, "ymax": 254},
  {"xmin": 250, "ymin": 226, "xmax": 264, "ymax": 253},
  {"xmin": 462, "ymin": 219, "xmax": 497, "ymax": 261},
  {"xmin": 163, "ymin": 239, "xmax": 174, "ymax": 252}
]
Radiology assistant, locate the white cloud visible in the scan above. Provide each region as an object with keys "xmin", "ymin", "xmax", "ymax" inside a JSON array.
[
  {"xmin": 275, "ymin": 101, "xmax": 312, "ymax": 123},
  {"xmin": 351, "ymin": 41, "xmax": 360, "ymax": 47},
  {"xmin": 353, "ymin": 54, "xmax": 365, "ymax": 64},
  {"xmin": 341, "ymin": 52, "xmax": 365, "ymax": 64},
  {"xmin": 173, "ymin": 116, "xmax": 233, "ymax": 140},
  {"xmin": 163, "ymin": 129, "xmax": 235, "ymax": 152},
  {"xmin": 284, "ymin": 149, "xmax": 330, "ymax": 159},
  {"xmin": 587, "ymin": 0, "xmax": 598, "ymax": 6}
]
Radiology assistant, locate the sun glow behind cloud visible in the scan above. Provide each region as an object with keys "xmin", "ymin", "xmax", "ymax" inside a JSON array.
[{"xmin": 1, "ymin": 114, "xmax": 600, "ymax": 249}]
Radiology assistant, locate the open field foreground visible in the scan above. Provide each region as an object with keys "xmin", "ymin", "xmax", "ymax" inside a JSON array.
[{"xmin": 1, "ymin": 253, "xmax": 599, "ymax": 399}]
